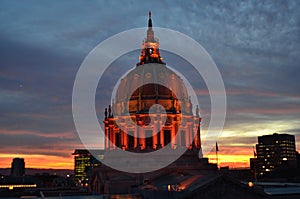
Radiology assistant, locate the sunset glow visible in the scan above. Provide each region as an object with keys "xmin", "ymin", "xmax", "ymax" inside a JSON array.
[
  {"xmin": 0, "ymin": 1, "xmax": 299, "ymax": 172},
  {"xmin": 0, "ymin": 154, "xmax": 74, "ymax": 170}
]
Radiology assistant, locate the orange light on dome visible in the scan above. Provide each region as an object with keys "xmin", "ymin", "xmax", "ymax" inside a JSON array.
[{"xmin": 150, "ymin": 54, "xmax": 158, "ymax": 58}]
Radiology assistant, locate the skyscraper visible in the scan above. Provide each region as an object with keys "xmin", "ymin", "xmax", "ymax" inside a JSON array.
[
  {"xmin": 252, "ymin": 133, "xmax": 297, "ymax": 177},
  {"xmin": 11, "ymin": 158, "xmax": 25, "ymax": 177}
]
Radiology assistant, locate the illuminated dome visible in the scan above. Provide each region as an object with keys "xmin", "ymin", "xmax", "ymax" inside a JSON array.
[
  {"xmin": 113, "ymin": 12, "xmax": 192, "ymax": 116},
  {"xmin": 103, "ymin": 12, "xmax": 201, "ymax": 153},
  {"xmin": 114, "ymin": 64, "xmax": 192, "ymax": 115}
]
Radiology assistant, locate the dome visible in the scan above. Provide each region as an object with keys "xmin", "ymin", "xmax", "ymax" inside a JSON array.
[
  {"xmin": 103, "ymin": 12, "xmax": 202, "ymax": 155},
  {"xmin": 112, "ymin": 12, "xmax": 193, "ymax": 116},
  {"xmin": 113, "ymin": 63, "xmax": 192, "ymax": 115}
]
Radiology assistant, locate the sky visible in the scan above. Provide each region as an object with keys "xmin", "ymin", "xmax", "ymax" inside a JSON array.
[{"xmin": 0, "ymin": 0, "xmax": 299, "ymax": 169}]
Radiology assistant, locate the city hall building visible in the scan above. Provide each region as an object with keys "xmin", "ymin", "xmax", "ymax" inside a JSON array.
[{"xmin": 89, "ymin": 12, "xmax": 216, "ymax": 195}]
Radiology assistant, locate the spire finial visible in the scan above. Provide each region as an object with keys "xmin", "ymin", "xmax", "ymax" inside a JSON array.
[
  {"xmin": 148, "ymin": 11, "xmax": 152, "ymax": 27},
  {"xmin": 136, "ymin": 11, "xmax": 165, "ymax": 66}
]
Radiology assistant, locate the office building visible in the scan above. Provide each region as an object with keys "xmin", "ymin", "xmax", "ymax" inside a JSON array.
[
  {"xmin": 72, "ymin": 149, "xmax": 103, "ymax": 186},
  {"xmin": 252, "ymin": 133, "xmax": 297, "ymax": 177},
  {"xmin": 11, "ymin": 158, "xmax": 25, "ymax": 177}
]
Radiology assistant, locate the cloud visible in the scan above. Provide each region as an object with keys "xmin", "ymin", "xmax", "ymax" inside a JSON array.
[
  {"xmin": 0, "ymin": 0, "xmax": 299, "ymax": 168},
  {"xmin": 0, "ymin": 129, "xmax": 81, "ymax": 157}
]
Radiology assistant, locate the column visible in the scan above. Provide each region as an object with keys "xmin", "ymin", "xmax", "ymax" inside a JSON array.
[
  {"xmin": 124, "ymin": 131, "xmax": 128, "ymax": 150},
  {"xmin": 105, "ymin": 127, "xmax": 109, "ymax": 150},
  {"xmin": 188, "ymin": 122, "xmax": 193, "ymax": 149},
  {"xmin": 153, "ymin": 121, "xmax": 158, "ymax": 149},
  {"xmin": 171, "ymin": 119, "xmax": 176, "ymax": 149},
  {"xmin": 109, "ymin": 126, "xmax": 113, "ymax": 149},
  {"xmin": 140, "ymin": 127, "xmax": 145, "ymax": 150},
  {"xmin": 122, "ymin": 125, "xmax": 128, "ymax": 150},
  {"xmin": 134, "ymin": 126, "xmax": 138, "ymax": 149},
  {"xmin": 197, "ymin": 119, "xmax": 201, "ymax": 148},
  {"xmin": 160, "ymin": 121, "xmax": 164, "ymax": 147},
  {"xmin": 196, "ymin": 128, "xmax": 201, "ymax": 148},
  {"xmin": 111, "ymin": 126, "xmax": 116, "ymax": 149},
  {"xmin": 185, "ymin": 124, "xmax": 190, "ymax": 148}
]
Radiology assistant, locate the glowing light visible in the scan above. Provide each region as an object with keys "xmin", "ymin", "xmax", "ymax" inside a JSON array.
[
  {"xmin": 283, "ymin": 157, "xmax": 287, "ymax": 161},
  {"xmin": 248, "ymin": 182, "xmax": 254, "ymax": 187},
  {"xmin": 0, "ymin": 184, "xmax": 37, "ymax": 190},
  {"xmin": 167, "ymin": 185, "xmax": 171, "ymax": 191}
]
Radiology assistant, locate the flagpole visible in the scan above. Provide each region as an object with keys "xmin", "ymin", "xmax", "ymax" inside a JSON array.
[
  {"xmin": 216, "ymin": 148, "xmax": 218, "ymax": 169},
  {"xmin": 216, "ymin": 142, "xmax": 219, "ymax": 169},
  {"xmin": 253, "ymin": 145, "xmax": 257, "ymax": 181}
]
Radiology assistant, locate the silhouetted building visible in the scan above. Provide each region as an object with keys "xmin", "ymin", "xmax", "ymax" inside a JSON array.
[
  {"xmin": 250, "ymin": 158, "xmax": 258, "ymax": 178},
  {"xmin": 72, "ymin": 149, "xmax": 103, "ymax": 186},
  {"xmin": 297, "ymin": 151, "xmax": 300, "ymax": 169},
  {"xmin": 11, "ymin": 158, "xmax": 25, "ymax": 177},
  {"xmin": 251, "ymin": 133, "xmax": 297, "ymax": 177}
]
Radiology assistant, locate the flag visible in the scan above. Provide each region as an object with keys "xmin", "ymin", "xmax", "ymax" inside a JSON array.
[{"xmin": 216, "ymin": 142, "xmax": 219, "ymax": 152}]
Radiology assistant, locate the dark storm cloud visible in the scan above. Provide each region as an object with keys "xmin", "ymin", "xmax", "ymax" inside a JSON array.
[{"xmin": 0, "ymin": 0, "xmax": 299, "ymax": 161}]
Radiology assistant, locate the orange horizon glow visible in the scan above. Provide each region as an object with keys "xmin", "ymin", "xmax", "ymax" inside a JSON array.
[
  {"xmin": 0, "ymin": 154, "xmax": 74, "ymax": 170},
  {"xmin": 1, "ymin": 146, "xmax": 298, "ymax": 170},
  {"xmin": 0, "ymin": 150, "xmax": 253, "ymax": 170},
  {"xmin": 206, "ymin": 153, "xmax": 252, "ymax": 169},
  {"xmin": 0, "ymin": 154, "xmax": 251, "ymax": 170}
]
